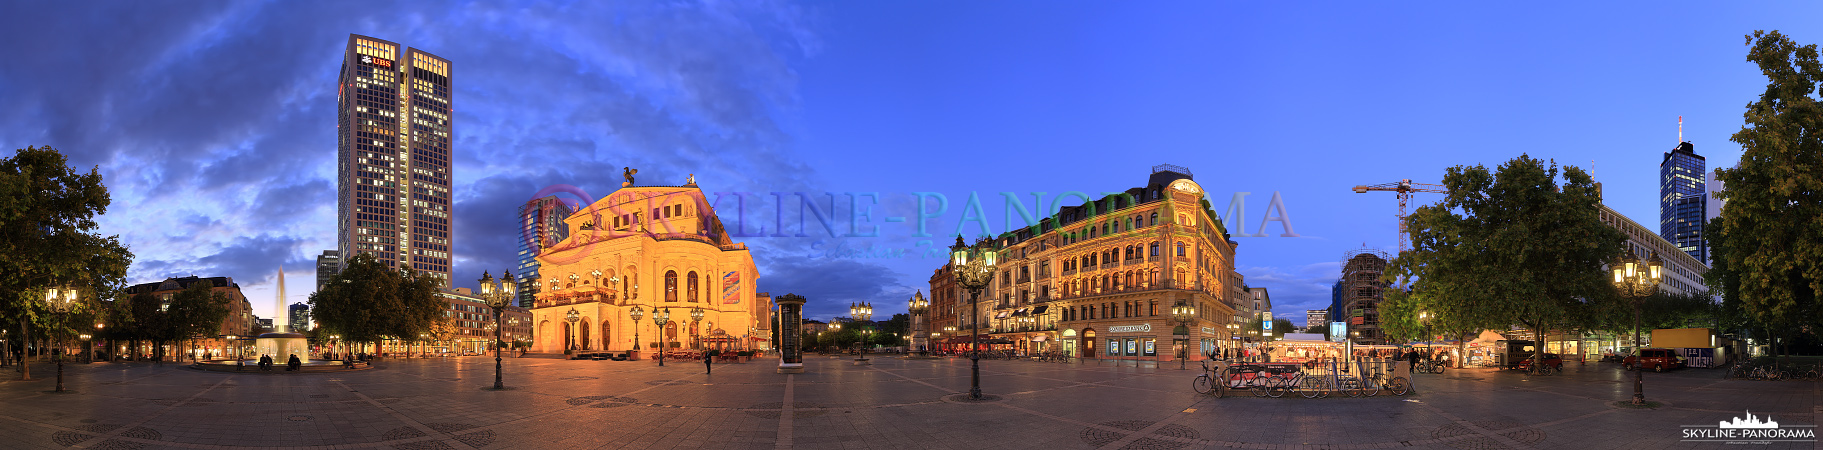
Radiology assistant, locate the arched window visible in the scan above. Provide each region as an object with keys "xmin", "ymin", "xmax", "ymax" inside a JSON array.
[
  {"xmin": 665, "ymin": 271, "xmax": 678, "ymax": 302},
  {"xmin": 1150, "ymin": 212, "xmax": 1158, "ymax": 226},
  {"xmin": 1102, "ymin": 223, "xmax": 1109, "ymax": 235},
  {"xmin": 1176, "ymin": 243, "xmax": 1186, "ymax": 257},
  {"xmin": 1150, "ymin": 242, "xmax": 1159, "ymax": 257},
  {"xmin": 687, "ymin": 272, "xmax": 699, "ymax": 302}
]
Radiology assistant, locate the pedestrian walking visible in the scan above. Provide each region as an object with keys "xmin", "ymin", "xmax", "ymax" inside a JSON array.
[{"xmin": 705, "ymin": 348, "xmax": 719, "ymax": 374}]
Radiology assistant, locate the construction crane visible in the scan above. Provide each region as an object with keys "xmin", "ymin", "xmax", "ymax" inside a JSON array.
[{"xmin": 1352, "ymin": 179, "xmax": 1447, "ymax": 254}]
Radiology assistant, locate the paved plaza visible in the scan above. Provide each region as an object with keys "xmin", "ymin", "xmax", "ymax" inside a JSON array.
[{"xmin": 0, "ymin": 355, "xmax": 1816, "ymax": 449}]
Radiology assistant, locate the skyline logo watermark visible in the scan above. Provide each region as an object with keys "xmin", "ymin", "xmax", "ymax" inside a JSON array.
[
  {"xmin": 1681, "ymin": 410, "xmax": 1816, "ymax": 444},
  {"xmin": 528, "ymin": 186, "xmax": 1301, "ymax": 262}
]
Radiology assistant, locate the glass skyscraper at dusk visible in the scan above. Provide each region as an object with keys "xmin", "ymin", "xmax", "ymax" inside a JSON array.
[
  {"xmin": 335, "ymin": 34, "xmax": 455, "ymax": 286},
  {"xmin": 1659, "ymin": 141, "xmax": 1706, "ymax": 263},
  {"xmin": 516, "ymin": 196, "xmax": 575, "ymax": 307}
]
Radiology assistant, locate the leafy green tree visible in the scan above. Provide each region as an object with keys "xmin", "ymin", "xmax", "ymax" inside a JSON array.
[
  {"xmin": 308, "ymin": 253, "xmax": 445, "ymax": 356},
  {"xmin": 1385, "ymin": 155, "xmax": 1627, "ymax": 369},
  {"xmin": 0, "ymin": 146, "xmax": 133, "ymax": 380},
  {"xmin": 1305, "ymin": 324, "xmax": 1328, "ymax": 336},
  {"xmin": 1716, "ymin": 30, "xmax": 1823, "ymax": 358},
  {"xmin": 124, "ymin": 280, "xmax": 230, "ymax": 361},
  {"xmin": 1270, "ymin": 319, "xmax": 1295, "ymax": 339}
]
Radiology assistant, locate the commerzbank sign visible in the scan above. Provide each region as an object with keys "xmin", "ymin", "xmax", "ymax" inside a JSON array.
[{"xmin": 1108, "ymin": 324, "xmax": 1151, "ymax": 333}]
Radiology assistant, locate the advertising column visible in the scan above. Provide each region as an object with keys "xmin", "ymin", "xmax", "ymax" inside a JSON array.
[{"xmin": 776, "ymin": 293, "xmax": 806, "ymax": 374}]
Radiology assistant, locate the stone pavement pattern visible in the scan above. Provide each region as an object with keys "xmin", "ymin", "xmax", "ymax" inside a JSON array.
[{"xmin": 0, "ymin": 356, "xmax": 1816, "ymax": 449}]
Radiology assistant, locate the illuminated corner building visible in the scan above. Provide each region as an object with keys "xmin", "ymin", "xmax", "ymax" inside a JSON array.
[
  {"xmin": 929, "ymin": 164, "xmax": 1245, "ymax": 362},
  {"xmin": 336, "ymin": 34, "xmax": 454, "ymax": 286},
  {"xmin": 516, "ymin": 196, "xmax": 576, "ymax": 307},
  {"xmin": 1659, "ymin": 142, "xmax": 1706, "ymax": 262}
]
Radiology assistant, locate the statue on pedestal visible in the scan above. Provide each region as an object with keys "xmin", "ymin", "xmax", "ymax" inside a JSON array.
[{"xmin": 623, "ymin": 167, "xmax": 638, "ymax": 187}]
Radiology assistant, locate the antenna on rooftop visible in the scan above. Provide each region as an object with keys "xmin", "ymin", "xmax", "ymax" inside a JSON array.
[{"xmin": 1678, "ymin": 116, "xmax": 1684, "ymax": 144}]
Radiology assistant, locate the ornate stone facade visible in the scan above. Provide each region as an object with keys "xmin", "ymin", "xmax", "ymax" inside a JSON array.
[
  {"xmin": 931, "ymin": 165, "xmax": 1243, "ymax": 361},
  {"xmin": 529, "ymin": 182, "xmax": 770, "ymax": 354}
]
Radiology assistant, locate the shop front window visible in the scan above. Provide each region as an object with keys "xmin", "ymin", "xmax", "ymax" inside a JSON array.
[
  {"xmin": 1142, "ymin": 338, "xmax": 1156, "ymax": 357},
  {"xmin": 1124, "ymin": 338, "xmax": 1138, "ymax": 357}
]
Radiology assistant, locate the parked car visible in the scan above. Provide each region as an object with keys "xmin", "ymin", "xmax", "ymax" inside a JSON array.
[
  {"xmin": 1623, "ymin": 348, "xmax": 1685, "ymax": 372},
  {"xmin": 1512, "ymin": 353, "xmax": 1563, "ymax": 372}
]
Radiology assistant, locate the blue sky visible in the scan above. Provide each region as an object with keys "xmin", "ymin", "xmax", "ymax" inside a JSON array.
[{"xmin": 1, "ymin": 1, "xmax": 1814, "ymax": 324}]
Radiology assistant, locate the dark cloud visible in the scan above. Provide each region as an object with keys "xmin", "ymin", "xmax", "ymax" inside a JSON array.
[
  {"xmin": 0, "ymin": 1, "xmax": 825, "ymax": 291},
  {"xmin": 755, "ymin": 254, "xmax": 911, "ymax": 321}
]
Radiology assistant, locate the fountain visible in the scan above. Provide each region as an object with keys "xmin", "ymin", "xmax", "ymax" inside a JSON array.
[{"xmin": 254, "ymin": 332, "xmax": 310, "ymax": 364}]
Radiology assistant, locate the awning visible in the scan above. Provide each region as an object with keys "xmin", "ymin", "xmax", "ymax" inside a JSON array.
[
  {"xmin": 1031, "ymin": 305, "xmax": 1048, "ymax": 315},
  {"xmin": 1012, "ymin": 308, "xmax": 1028, "ymax": 317},
  {"xmin": 1032, "ymin": 336, "xmax": 1047, "ymax": 342},
  {"xmin": 1470, "ymin": 330, "xmax": 1508, "ymax": 345},
  {"xmin": 995, "ymin": 311, "xmax": 1010, "ymax": 319}
]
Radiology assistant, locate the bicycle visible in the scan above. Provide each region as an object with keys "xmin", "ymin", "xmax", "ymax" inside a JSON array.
[{"xmin": 1416, "ymin": 360, "xmax": 1446, "ymax": 374}]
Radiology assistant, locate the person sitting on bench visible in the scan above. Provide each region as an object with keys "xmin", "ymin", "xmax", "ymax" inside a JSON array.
[{"xmin": 287, "ymin": 354, "xmax": 302, "ymax": 371}]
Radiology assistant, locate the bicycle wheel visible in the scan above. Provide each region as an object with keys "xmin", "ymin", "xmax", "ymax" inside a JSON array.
[
  {"xmin": 1193, "ymin": 374, "xmax": 1213, "ymax": 395},
  {"xmin": 1297, "ymin": 375, "xmax": 1324, "ymax": 399},
  {"xmin": 1250, "ymin": 375, "xmax": 1270, "ymax": 398},
  {"xmin": 1265, "ymin": 376, "xmax": 1288, "ymax": 398},
  {"xmin": 1387, "ymin": 376, "xmax": 1411, "ymax": 396},
  {"xmin": 1344, "ymin": 377, "xmax": 1365, "ymax": 397},
  {"xmin": 1363, "ymin": 376, "xmax": 1382, "ymax": 397}
]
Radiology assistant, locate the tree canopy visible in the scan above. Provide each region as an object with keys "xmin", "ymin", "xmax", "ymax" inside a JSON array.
[
  {"xmin": 1715, "ymin": 30, "xmax": 1823, "ymax": 338},
  {"xmin": 0, "ymin": 146, "xmax": 132, "ymax": 378},
  {"xmin": 308, "ymin": 253, "xmax": 445, "ymax": 350},
  {"xmin": 1385, "ymin": 155, "xmax": 1627, "ymax": 357}
]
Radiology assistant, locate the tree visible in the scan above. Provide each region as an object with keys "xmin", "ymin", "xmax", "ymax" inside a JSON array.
[
  {"xmin": 1385, "ymin": 155, "xmax": 1628, "ymax": 371},
  {"xmin": 124, "ymin": 280, "xmax": 230, "ymax": 361},
  {"xmin": 1305, "ymin": 324, "xmax": 1328, "ymax": 336},
  {"xmin": 308, "ymin": 253, "xmax": 445, "ymax": 355},
  {"xmin": 0, "ymin": 146, "xmax": 133, "ymax": 380},
  {"xmin": 1716, "ymin": 31, "xmax": 1823, "ymax": 358},
  {"xmin": 1270, "ymin": 319, "xmax": 1296, "ymax": 339}
]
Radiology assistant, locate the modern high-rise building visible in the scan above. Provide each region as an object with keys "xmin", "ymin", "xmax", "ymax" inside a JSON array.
[
  {"xmin": 1660, "ymin": 141, "xmax": 1706, "ymax": 262},
  {"xmin": 335, "ymin": 34, "xmax": 454, "ymax": 287},
  {"xmin": 316, "ymin": 250, "xmax": 341, "ymax": 291},
  {"xmin": 516, "ymin": 196, "xmax": 576, "ymax": 307},
  {"xmin": 288, "ymin": 302, "xmax": 312, "ymax": 332}
]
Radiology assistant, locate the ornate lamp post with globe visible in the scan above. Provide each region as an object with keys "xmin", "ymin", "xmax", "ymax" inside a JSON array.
[
  {"xmin": 629, "ymin": 306, "xmax": 645, "ymax": 360},
  {"xmin": 850, "ymin": 302, "xmax": 873, "ymax": 362},
  {"xmin": 653, "ymin": 307, "xmax": 671, "ymax": 366},
  {"xmin": 564, "ymin": 308, "xmax": 581, "ymax": 354},
  {"xmin": 950, "ymin": 235, "xmax": 999, "ymax": 400},
  {"xmin": 44, "ymin": 287, "xmax": 79, "ymax": 392},
  {"xmin": 690, "ymin": 307, "xmax": 705, "ymax": 350},
  {"xmin": 1612, "ymin": 252, "xmax": 1662, "ymax": 406},
  {"xmin": 908, "ymin": 291, "xmax": 930, "ymax": 357},
  {"xmin": 1172, "ymin": 301, "xmax": 1197, "ymax": 370},
  {"xmin": 478, "ymin": 270, "xmax": 517, "ymax": 390}
]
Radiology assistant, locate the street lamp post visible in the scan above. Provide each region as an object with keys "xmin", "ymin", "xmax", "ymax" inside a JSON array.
[
  {"xmin": 44, "ymin": 287, "xmax": 77, "ymax": 392},
  {"xmin": 1612, "ymin": 252, "xmax": 1663, "ymax": 405},
  {"xmin": 479, "ymin": 270, "xmax": 517, "ymax": 390},
  {"xmin": 690, "ymin": 307, "xmax": 705, "ymax": 350},
  {"xmin": 1172, "ymin": 302, "xmax": 1196, "ymax": 370},
  {"xmin": 850, "ymin": 302, "xmax": 873, "ymax": 361},
  {"xmin": 950, "ymin": 236, "xmax": 998, "ymax": 400},
  {"xmin": 629, "ymin": 306, "xmax": 645, "ymax": 359},
  {"xmin": 653, "ymin": 307, "xmax": 671, "ymax": 366},
  {"xmin": 908, "ymin": 291, "xmax": 930, "ymax": 357},
  {"xmin": 943, "ymin": 326, "xmax": 957, "ymax": 355},
  {"xmin": 565, "ymin": 308, "xmax": 580, "ymax": 353}
]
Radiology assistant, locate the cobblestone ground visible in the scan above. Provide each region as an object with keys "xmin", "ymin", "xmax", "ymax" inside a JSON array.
[{"xmin": 0, "ymin": 356, "xmax": 1815, "ymax": 449}]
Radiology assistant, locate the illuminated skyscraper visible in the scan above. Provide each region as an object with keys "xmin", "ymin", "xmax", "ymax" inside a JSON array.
[
  {"xmin": 336, "ymin": 34, "xmax": 454, "ymax": 286},
  {"xmin": 516, "ymin": 196, "xmax": 575, "ymax": 307},
  {"xmin": 1660, "ymin": 142, "xmax": 1706, "ymax": 263}
]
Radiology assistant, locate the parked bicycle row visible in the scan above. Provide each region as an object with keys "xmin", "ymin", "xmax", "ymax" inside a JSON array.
[{"xmin": 1193, "ymin": 358, "xmax": 1412, "ymax": 399}]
